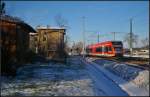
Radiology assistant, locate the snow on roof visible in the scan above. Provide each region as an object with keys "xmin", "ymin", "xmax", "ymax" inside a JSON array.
[
  {"xmin": 36, "ymin": 26, "xmax": 65, "ymax": 30},
  {"xmin": 29, "ymin": 32, "xmax": 38, "ymax": 35}
]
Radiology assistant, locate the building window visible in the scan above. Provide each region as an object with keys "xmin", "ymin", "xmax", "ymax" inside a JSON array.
[
  {"xmin": 34, "ymin": 37, "xmax": 37, "ymax": 41},
  {"xmin": 43, "ymin": 37, "xmax": 46, "ymax": 41}
]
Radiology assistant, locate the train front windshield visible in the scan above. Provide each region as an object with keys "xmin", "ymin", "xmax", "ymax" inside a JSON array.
[
  {"xmin": 114, "ymin": 47, "xmax": 122, "ymax": 53},
  {"xmin": 112, "ymin": 41, "xmax": 123, "ymax": 54}
]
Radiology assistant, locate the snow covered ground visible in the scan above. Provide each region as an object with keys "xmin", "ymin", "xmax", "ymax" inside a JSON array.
[
  {"xmin": 87, "ymin": 57, "xmax": 149, "ymax": 96},
  {"xmin": 124, "ymin": 54, "xmax": 149, "ymax": 58},
  {"xmin": 81, "ymin": 58, "xmax": 128, "ymax": 96},
  {"xmin": 1, "ymin": 56, "xmax": 149, "ymax": 96},
  {"xmin": 1, "ymin": 59, "xmax": 95, "ymax": 96}
]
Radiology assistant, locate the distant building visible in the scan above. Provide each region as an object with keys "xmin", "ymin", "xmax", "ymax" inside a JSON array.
[
  {"xmin": 132, "ymin": 48, "xmax": 149, "ymax": 55},
  {"xmin": 124, "ymin": 47, "xmax": 149, "ymax": 55},
  {"xmin": 36, "ymin": 26, "xmax": 66, "ymax": 62}
]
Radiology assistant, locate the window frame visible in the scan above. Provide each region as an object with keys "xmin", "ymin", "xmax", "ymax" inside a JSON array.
[{"xmin": 96, "ymin": 46, "xmax": 102, "ymax": 52}]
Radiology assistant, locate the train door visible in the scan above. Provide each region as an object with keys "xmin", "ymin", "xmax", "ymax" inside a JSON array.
[
  {"xmin": 107, "ymin": 45, "xmax": 113, "ymax": 56},
  {"xmin": 102, "ymin": 45, "xmax": 105, "ymax": 56}
]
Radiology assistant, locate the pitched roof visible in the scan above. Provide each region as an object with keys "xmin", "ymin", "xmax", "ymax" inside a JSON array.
[{"xmin": 1, "ymin": 14, "xmax": 36, "ymax": 33}]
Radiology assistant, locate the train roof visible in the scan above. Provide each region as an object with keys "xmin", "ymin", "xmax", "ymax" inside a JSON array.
[{"xmin": 87, "ymin": 41, "xmax": 122, "ymax": 48}]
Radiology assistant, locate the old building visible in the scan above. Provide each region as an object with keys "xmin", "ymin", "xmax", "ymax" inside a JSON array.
[
  {"xmin": 1, "ymin": 15, "xmax": 36, "ymax": 75},
  {"xmin": 29, "ymin": 32, "xmax": 38, "ymax": 53},
  {"xmin": 36, "ymin": 26, "xmax": 66, "ymax": 62}
]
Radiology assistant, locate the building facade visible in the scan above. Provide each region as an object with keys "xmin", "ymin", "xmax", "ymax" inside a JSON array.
[
  {"xmin": 29, "ymin": 33, "xmax": 38, "ymax": 53},
  {"xmin": 36, "ymin": 26, "xmax": 66, "ymax": 62},
  {"xmin": 1, "ymin": 15, "xmax": 36, "ymax": 74}
]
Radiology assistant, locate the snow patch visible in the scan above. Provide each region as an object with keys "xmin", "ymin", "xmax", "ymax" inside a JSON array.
[
  {"xmin": 90, "ymin": 58, "xmax": 149, "ymax": 96},
  {"xmin": 1, "ymin": 58, "xmax": 94, "ymax": 96}
]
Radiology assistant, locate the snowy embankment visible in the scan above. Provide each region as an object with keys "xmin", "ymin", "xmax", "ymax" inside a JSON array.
[
  {"xmin": 124, "ymin": 54, "xmax": 149, "ymax": 58},
  {"xmin": 87, "ymin": 58, "xmax": 149, "ymax": 96},
  {"xmin": 1, "ymin": 58, "xmax": 95, "ymax": 96},
  {"xmin": 80, "ymin": 58, "xmax": 128, "ymax": 96}
]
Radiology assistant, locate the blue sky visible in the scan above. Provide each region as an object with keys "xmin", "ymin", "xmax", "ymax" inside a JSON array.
[{"xmin": 4, "ymin": 1, "xmax": 149, "ymax": 48}]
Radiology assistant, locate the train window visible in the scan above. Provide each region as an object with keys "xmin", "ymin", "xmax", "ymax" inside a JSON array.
[
  {"xmin": 112, "ymin": 41, "xmax": 122, "ymax": 45},
  {"xmin": 96, "ymin": 47, "xmax": 102, "ymax": 52},
  {"xmin": 96, "ymin": 48, "xmax": 99, "ymax": 52},
  {"xmin": 115, "ymin": 47, "xmax": 122, "ymax": 52},
  {"xmin": 112, "ymin": 41, "xmax": 123, "ymax": 48},
  {"xmin": 103, "ymin": 46, "xmax": 108, "ymax": 52},
  {"xmin": 108, "ymin": 46, "xmax": 112, "ymax": 51}
]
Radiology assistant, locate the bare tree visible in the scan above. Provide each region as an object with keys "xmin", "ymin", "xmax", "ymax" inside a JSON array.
[
  {"xmin": 124, "ymin": 33, "xmax": 139, "ymax": 48},
  {"xmin": 54, "ymin": 14, "xmax": 71, "ymax": 58},
  {"xmin": 64, "ymin": 35, "xmax": 71, "ymax": 54},
  {"xmin": 0, "ymin": 2, "xmax": 5, "ymax": 15},
  {"xmin": 54, "ymin": 14, "xmax": 68, "ymax": 28},
  {"xmin": 141, "ymin": 37, "xmax": 149, "ymax": 48},
  {"xmin": 71, "ymin": 42, "xmax": 83, "ymax": 55}
]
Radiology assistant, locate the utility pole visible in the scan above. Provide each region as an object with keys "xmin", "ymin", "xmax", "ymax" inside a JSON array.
[
  {"xmin": 111, "ymin": 32, "xmax": 123, "ymax": 41},
  {"xmin": 112, "ymin": 32, "xmax": 116, "ymax": 41},
  {"xmin": 114, "ymin": 32, "xmax": 116, "ymax": 41},
  {"xmin": 98, "ymin": 32, "xmax": 100, "ymax": 43},
  {"xmin": 130, "ymin": 18, "xmax": 133, "ymax": 56},
  {"xmin": 82, "ymin": 16, "xmax": 86, "ymax": 58}
]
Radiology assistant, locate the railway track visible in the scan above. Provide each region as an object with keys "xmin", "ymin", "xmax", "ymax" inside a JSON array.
[{"xmin": 87, "ymin": 56, "xmax": 149, "ymax": 70}]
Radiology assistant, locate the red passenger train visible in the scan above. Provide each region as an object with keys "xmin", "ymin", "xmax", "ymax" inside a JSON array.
[{"xmin": 86, "ymin": 41, "xmax": 123, "ymax": 57}]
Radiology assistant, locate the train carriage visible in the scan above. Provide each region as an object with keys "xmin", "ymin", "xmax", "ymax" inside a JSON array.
[{"xmin": 86, "ymin": 41, "xmax": 123, "ymax": 57}]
